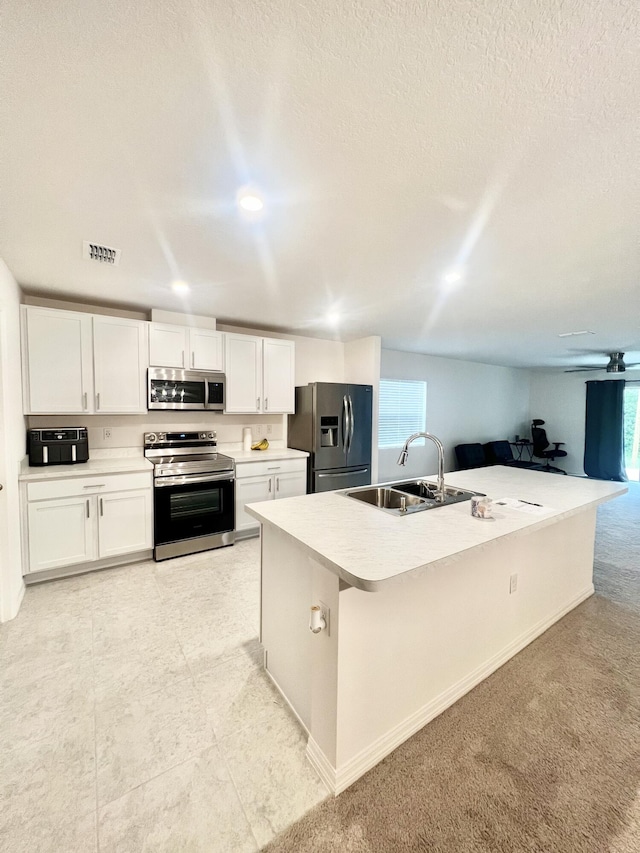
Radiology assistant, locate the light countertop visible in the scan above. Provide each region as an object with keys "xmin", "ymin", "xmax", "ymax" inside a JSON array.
[
  {"xmin": 246, "ymin": 467, "xmax": 627, "ymax": 591},
  {"xmin": 19, "ymin": 452, "xmax": 153, "ymax": 481},
  {"xmin": 223, "ymin": 447, "xmax": 308, "ymax": 463}
]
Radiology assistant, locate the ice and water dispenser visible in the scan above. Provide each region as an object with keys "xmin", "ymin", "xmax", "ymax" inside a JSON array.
[{"xmin": 320, "ymin": 416, "xmax": 339, "ymax": 447}]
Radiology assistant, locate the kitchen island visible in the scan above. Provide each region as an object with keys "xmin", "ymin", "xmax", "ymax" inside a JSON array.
[{"xmin": 246, "ymin": 467, "xmax": 626, "ymax": 794}]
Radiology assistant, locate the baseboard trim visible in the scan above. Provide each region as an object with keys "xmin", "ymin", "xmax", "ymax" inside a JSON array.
[{"xmin": 309, "ymin": 585, "xmax": 594, "ymax": 795}]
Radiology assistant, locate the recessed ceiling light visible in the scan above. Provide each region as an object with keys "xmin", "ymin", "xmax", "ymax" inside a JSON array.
[
  {"xmin": 442, "ymin": 267, "xmax": 464, "ymax": 285},
  {"xmin": 326, "ymin": 311, "xmax": 341, "ymax": 326},
  {"xmin": 558, "ymin": 330, "xmax": 596, "ymax": 338},
  {"xmin": 237, "ymin": 187, "xmax": 264, "ymax": 213},
  {"xmin": 171, "ymin": 280, "xmax": 190, "ymax": 294}
]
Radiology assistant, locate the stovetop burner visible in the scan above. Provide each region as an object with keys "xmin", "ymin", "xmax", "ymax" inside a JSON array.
[{"xmin": 144, "ymin": 431, "xmax": 234, "ymax": 477}]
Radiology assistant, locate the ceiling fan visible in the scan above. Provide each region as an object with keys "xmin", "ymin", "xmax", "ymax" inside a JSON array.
[{"xmin": 564, "ymin": 352, "xmax": 640, "ymax": 373}]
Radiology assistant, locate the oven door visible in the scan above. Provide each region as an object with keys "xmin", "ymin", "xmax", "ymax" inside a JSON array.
[{"xmin": 153, "ymin": 473, "xmax": 235, "ymax": 547}]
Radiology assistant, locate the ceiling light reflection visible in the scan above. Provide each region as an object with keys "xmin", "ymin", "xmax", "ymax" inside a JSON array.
[{"xmin": 171, "ymin": 280, "xmax": 190, "ymax": 294}]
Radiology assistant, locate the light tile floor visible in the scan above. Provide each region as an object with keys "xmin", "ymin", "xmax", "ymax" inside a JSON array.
[{"xmin": 0, "ymin": 539, "xmax": 329, "ymax": 852}]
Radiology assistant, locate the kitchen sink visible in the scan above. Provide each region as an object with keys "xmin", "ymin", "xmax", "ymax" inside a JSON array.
[{"xmin": 343, "ymin": 480, "xmax": 485, "ymax": 515}]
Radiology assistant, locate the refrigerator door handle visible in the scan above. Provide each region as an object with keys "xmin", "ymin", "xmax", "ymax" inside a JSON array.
[
  {"xmin": 348, "ymin": 394, "xmax": 355, "ymax": 453},
  {"xmin": 342, "ymin": 395, "xmax": 350, "ymax": 456},
  {"xmin": 317, "ymin": 469, "xmax": 369, "ymax": 478}
]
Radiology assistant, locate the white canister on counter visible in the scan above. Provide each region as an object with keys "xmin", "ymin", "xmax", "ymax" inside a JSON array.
[{"xmin": 243, "ymin": 427, "xmax": 253, "ymax": 451}]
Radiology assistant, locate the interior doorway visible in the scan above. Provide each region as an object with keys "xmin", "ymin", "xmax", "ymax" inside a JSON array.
[{"xmin": 623, "ymin": 383, "xmax": 640, "ymax": 482}]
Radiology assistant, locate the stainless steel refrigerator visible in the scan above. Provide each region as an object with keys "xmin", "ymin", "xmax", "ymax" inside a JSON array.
[{"xmin": 287, "ymin": 382, "xmax": 373, "ymax": 493}]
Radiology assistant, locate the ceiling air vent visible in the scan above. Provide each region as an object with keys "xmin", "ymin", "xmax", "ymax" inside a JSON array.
[{"xmin": 82, "ymin": 241, "xmax": 121, "ymax": 265}]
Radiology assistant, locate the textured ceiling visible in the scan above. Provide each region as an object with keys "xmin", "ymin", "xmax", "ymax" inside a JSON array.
[{"xmin": 1, "ymin": 0, "xmax": 639, "ymax": 369}]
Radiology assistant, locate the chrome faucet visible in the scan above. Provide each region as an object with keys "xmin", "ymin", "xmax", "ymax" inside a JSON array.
[{"xmin": 397, "ymin": 432, "xmax": 446, "ymax": 503}]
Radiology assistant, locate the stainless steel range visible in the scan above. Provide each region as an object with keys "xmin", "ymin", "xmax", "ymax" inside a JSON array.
[{"xmin": 144, "ymin": 431, "xmax": 235, "ymax": 561}]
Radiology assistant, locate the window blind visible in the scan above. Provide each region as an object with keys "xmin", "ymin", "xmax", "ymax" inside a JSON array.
[{"xmin": 378, "ymin": 379, "xmax": 427, "ymax": 448}]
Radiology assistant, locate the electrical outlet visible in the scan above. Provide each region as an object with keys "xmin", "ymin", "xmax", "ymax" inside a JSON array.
[
  {"xmin": 254, "ymin": 423, "xmax": 263, "ymax": 438},
  {"xmin": 266, "ymin": 424, "xmax": 273, "ymax": 435},
  {"xmin": 103, "ymin": 428, "xmax": 112, "ymax": 440},
  {"xmin": 319, "ymin": 601, "xmax": 330, "ymax": 636},
  {"xmin": 509, "ymin": 573, "xmax": 518, "ymax": 594}
]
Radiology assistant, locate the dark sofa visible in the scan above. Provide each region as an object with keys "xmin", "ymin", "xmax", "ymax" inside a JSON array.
[{"xmin": 455, "ymin": 441, "xmax": 544, "ymax": 472}]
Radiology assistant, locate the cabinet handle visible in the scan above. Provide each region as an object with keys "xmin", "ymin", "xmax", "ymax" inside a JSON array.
[
  {"xmin": 276, "ymin": 477, "xmax": 280, "ymax": 491},
  {"xmin": 83, "ymin": 483, "xmax": 106, "ymax": 488},
  {"xmin": 265, "ymin": 397, "xmax": 268, "ymax": 410},
  {"xmin": 267, "ymin": 466, "xmax": 280, "ymax": 470},
  {"xmin": 100, "ymin": 498, "xmax": 104, "ymax": 516},
  {"xmin": 181, "ymin": 350, "xmax": 185, "ymax": 367},
  {"xmin": 86, "ymin": 499, "xmax": 90, "ymax": 518},
  {"xmin": 192, "ymin": 352, "xmax": 195, "ymax": 368},
  {"xmin": 83, "ymin": 392, "xmax": 87, "ymax": 410},
  {"xmin": 257, "ymin": 397, "xmax": 260, "ymax": 410},
  {"xmin": 96, "ymin": 392, "xmax": 100, "ymax": 410},
  {"xmin": 268, "ymin": 479, "xmax": 272, "ymax": 493}
]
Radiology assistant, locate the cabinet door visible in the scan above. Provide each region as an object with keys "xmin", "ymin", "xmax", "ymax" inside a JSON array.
[
  {"xmin": 263, "ymin": 338, "xmax": 295, "ymax": 413},
  {"xmin": 149, "ymin": 323, "xmax": 188, "ymax": 368},
  {"xmin": 27, "ymin": 496, "xmax": 97, "ymax": 572},
  {"xmin": 274, "ymin": 469, "xmax": 307, "ymax": 500},
  {"xmin": 189, "ymin": 328, "xmax": 224, "ymax": 371},
  {"xmin": 22, "ymin": 306, "xmax": 93, "ymax": 414},
  {"xmin": 224, "ymin": 334, "xmax": 262, "ymax": 413},
  {"xmin": 235, "ymin": 474, "xmax": 272, "ymax": 533},
  {"xmin": 98, "ymin": 489, "xmax": 152, "ymax": 558},
  {"xmin": 93, "ymin": 316, "xmax": 148, "ymax": 413}
]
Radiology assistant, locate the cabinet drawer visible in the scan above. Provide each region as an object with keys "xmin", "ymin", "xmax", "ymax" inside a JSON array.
[
  {"xmin": 27, "ymin": 471, "xmax": 152, "ymax": 502},
  {"xmin": 234, "ymin": 458, "xmax": 306, "ymax": 479}
]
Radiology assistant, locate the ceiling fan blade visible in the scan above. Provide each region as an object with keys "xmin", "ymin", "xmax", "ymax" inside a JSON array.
[{"xmin": 563, "ymin": 366, "xmax": 603, "ymax": 373}]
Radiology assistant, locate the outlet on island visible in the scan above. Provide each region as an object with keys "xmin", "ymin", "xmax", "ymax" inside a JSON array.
[{"xmin": 103, "ymin": 428, "xmax": 112, "ymax": 440}]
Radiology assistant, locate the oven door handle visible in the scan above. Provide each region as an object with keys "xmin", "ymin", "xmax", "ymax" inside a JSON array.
[{"xmin": 154, "ymin": 472, "xmax": 235, "ymax": 488}]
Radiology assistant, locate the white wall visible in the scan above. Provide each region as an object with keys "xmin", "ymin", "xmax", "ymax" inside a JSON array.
[
  {"xmin": 529, "ymin": 370, "xmax": 628, "ymax": 476},
  {"xmin": 0, "ymin": 260, "xmax": 26, "ymax": 621},
  {"xmin": 379, "ymin": 349, "xmax": 531, "ymax": 482}
]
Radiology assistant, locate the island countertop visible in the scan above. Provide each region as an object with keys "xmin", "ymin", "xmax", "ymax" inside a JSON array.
[{"xmin": 246, "ymin": 467, "xmax": 627, "ymax": 590}]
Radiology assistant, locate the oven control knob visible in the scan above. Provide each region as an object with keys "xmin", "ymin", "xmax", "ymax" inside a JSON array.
[
  {"xmin": 199, "ymin": 432, "xmax": 206, "ymax": 440},
  {"xmin": 146, "ymin": 433, "xmax": 157, "ymax": 443},
  {"xmin": 207, "ymin": 432, "xmax": 216, "ymax": 440},
  {"xmin": 157, "ymin": 433, "xmax": 166, "ymax": 442}
]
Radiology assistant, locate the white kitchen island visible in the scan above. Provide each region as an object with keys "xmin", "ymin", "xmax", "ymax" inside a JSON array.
[{"xmin": 246, "ymin": 466, "xmax": 626, "ymax": 795}]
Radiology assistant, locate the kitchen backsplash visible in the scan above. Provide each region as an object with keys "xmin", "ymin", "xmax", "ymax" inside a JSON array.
[{"xmin": 26, "ymin": 413, "xmax": 285, "ymax": 450}]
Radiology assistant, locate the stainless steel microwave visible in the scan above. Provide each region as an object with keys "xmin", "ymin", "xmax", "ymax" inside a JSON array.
[{"xmin": 147, "ymin": 368, "xmax": 225, "ymax": 411}]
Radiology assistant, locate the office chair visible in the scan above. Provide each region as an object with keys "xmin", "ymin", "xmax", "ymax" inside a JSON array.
[{"xmin": 531, "ymin": 419, "xmax": 567, "ymax": 474}]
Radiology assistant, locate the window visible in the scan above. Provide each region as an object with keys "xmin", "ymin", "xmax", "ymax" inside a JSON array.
[
  {"xmin": 378, "ymin": 379, "xmax": 427, "ymax": 448},
  {"xmin": 624, "ymin": 383, "xmax": 640, "ymax": 481}
]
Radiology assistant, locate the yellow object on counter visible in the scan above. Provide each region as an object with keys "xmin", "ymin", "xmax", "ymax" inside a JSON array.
[{"xmin": 251, "ymin": 438, "xmax": 269, "ymax": 450}]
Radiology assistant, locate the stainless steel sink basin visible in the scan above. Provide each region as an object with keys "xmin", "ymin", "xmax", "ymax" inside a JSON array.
[
  {"xmin": 344, "ymin": 487, "xmax": 430, "ymax": 513},
  {"xmin": 343, "ymin": 480, "xmax": 485, "ymax": 515}
]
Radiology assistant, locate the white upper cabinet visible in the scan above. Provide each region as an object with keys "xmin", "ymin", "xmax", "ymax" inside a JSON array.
[
  {"xmin": 263, "ymin": 338, "xmax": 295, "ymax": 414},
  {"xmin": 149, "ymin": 323, "xmax": 224, "ymax": 372},
  {"xmin": 21, "ymin": 306, "xmax": 94, "ymax": 414},
  {"xmin": 21, "ymin": 306, "xmax": 148, "ymax": 415},
  {"xmin": 224, "ymin": 334, "xmax": 295, "ymax": 414},
  {"xmin": 224, "ymin": 333, "xmax": 263, "ymax": 413},
  {"xmin": 148, "ymin": 322, "xmax": 188, "ymax": 368},
  {"xmin": 93, "ymin": 316, "xmax": 148, "ymax": 413},
  {"xmin": 189, "ymin": 328, "xmax": 224, "ymax": 371}
]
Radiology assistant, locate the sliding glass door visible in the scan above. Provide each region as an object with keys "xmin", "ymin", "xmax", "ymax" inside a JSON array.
[{"xmin": 624, "ymin": 384, "xmax": 640, "ymax": 481}]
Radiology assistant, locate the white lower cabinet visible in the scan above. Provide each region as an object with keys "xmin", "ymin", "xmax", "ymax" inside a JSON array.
[
  {"xmin": 235, "ymin": 457, "xmax": 307, "ymax": 537},
  {"xmin": 28, "ymin": 496, "xmax": 98, "ymax": 572},
  {"xmin": 24, "ymin": 471, "xmax": 153, "ymax": 576}
]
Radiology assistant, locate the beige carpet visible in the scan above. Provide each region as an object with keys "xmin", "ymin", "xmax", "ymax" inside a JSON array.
[{"xmin": 264, "ymin": 483, "xmax": 640, "ymax": 853}]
